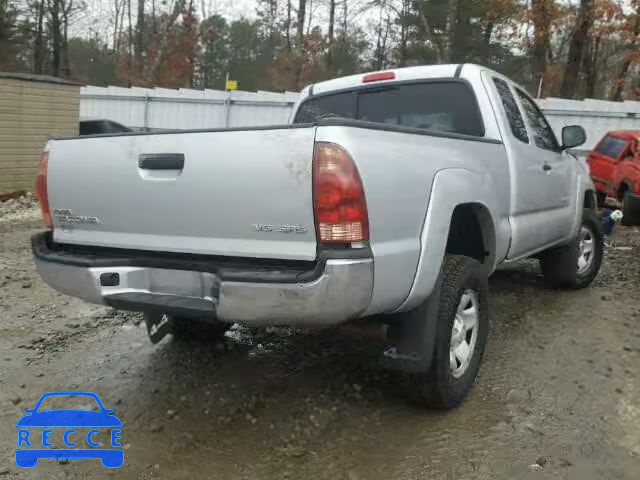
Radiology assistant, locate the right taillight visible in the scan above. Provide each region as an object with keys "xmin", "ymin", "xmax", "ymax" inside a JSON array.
[
  {"xmin": 35, "ymin": 151, "xmax": 52, "ymax": 229},
  {"xmin": 313, "ymin": 142, "xmax": 369, "ymax": 243}
]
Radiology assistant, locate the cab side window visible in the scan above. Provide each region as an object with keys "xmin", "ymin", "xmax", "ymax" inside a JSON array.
[
  {"xmin": 515, "ymin": 89, "xmax": 560, "ymax": 151},
  {"xmin": 493, "ymin": 78, "xmax": 528, "ymax": 143}
]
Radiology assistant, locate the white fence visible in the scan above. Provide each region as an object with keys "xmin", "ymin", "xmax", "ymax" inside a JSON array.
[
  {"xmin": 80, "ymin": 86, "xmax": 640, "ymax": 151},
  {"xmin": 538, "ymin": 98, "xmax": 640, "ymax": 151},
  {"xmin": 80, "ymin": 86, "xmax": 299, "ymax": 130}
]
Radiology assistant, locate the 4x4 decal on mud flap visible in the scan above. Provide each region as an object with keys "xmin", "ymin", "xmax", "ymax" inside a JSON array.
[{"xmin": 15, "ymin": 391, "xmax": 123, "ymax": 468}]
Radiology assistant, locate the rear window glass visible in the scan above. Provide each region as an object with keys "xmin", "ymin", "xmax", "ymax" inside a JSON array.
[
  {"xmin": 595, "ymin": 136, "xmax": 628, "ymax": 158},
  {"xmin": 294, "ymin": 82, "xmax": 485, "ymax": 137}
]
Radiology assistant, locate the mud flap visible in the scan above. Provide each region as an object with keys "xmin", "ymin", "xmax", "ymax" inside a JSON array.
[
  {"xmin": 382, "ymin": 289, "xmax": 440, "ymax": 374},
  {"xmin": 144, "ymin": 312, "xmax": 174, "ymax": 344}
]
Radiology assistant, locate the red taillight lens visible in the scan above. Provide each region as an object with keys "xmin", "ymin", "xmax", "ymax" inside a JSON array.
[
  {"xmin": 313, "ymin": 142, "xmax": 369, "ymax": 243},
  {"xmin": 362, "ymin": 71, "xmax": 395, "ymax": 83},
  {"xmin": 35, "ymin": 151, "xmax": 52, "ymax": 229}
]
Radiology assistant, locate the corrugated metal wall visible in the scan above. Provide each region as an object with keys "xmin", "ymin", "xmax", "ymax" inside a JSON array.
[
  {"xmin": 538, "ymin": 97, "xmax": 640, "ymax": 151},
  {"xmin": 80, "ymin": 86, "xmax": 299, "ymax": 130},
  {"xmin": 81, "ymin": 86, "xmax": 640, "ymax": 150}
]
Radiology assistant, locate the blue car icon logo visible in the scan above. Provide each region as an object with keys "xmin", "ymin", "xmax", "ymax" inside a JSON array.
[{"xmin": 15, "ymin": 391, "xmax": 123, "ymax": 468}]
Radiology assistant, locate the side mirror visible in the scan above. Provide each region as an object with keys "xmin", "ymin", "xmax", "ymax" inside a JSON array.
[
  {"xmin": 562, "ymin": 125, "xmax": 586, "ymax": 150},
  {"xmin": 23, "ymin": 409, "xmax": 33, "ymax": 414},
  {"xmin": 105, "ymin": 409, "xmax": 115, "ymax": 415}
]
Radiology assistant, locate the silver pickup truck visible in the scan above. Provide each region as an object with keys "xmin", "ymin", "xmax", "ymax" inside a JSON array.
[{"xmin": 32, "ymin": 64, "xmax": 603, "ymax": 408}]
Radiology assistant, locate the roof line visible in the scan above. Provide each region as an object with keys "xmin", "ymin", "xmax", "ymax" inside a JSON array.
[{"xmin": 0, "ymin": 71, "xmax": 83, "ymax": 86}]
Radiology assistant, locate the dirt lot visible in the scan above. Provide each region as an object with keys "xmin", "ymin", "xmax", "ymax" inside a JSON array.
[{"xmin": 0, "ymin": 203, "xmax": 639, "ymax": 479}]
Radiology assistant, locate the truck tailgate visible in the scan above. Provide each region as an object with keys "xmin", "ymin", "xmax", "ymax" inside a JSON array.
[{"xmin": 47, "ymin": 126, "xmax": 318, "ymax": 261}]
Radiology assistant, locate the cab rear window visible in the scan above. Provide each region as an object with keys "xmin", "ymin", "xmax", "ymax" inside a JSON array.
[
  {"xmin": 595, "ymin": 136, "xmax": 628, "ymax": 159},
  {"xmin": 294, "ymin": 81, "xmax": 485, "ymax": 137}
]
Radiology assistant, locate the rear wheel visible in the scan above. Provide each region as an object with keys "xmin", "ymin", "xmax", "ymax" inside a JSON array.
[
  {"xmin": 402, "ymin": 255, "xmax": 490, "ymax": 409},
  {"xmin": 540, "ymin": 208, "xmax": 603, "ymax": 289},
  {"xmin": 622, "ymin": 191, "xmax": 640, "ymax": 226}
]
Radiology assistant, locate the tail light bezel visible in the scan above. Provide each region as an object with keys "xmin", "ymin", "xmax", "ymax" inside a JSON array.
[
  {"xmin": 35, "ymin": 151, "xmax": 53, "ymax": 229},
  {"xmin": 312, "ymin": 142, "xmax": 369, "ymax": 245}
]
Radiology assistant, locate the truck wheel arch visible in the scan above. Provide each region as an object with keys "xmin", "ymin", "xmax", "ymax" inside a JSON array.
[
  {"xmin": 446, "ymin": 203, "xmax": 496, "ymax": 270},
  {"xmin": 393, "ymin": 168, "xmax": 503, "ymax": 314},
  {"xmin": 583, "ymin": 189, "xmax": 598, "ymax": 210}
]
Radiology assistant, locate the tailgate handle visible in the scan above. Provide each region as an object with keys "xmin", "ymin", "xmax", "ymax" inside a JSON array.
[{"xmin": 138, "ymin": 154, "xmax": 185, "ymax": 170}]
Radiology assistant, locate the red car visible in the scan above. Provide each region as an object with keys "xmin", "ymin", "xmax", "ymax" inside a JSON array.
[{"xmin": 587, "ymin": 130, "xmax": 640, "ymax": 225}]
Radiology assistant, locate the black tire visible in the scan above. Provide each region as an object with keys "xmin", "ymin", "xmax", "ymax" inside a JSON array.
[
  {"xmin": 621, "ymin": 191, "xmax": 640, "ymax": 226},
  {"xmin": 405, "ymin": 255, "xmax": 490, "ymax": 409},
  {"xmin": 540, "ymin": 208, "xmax": 603, "ymax": 289}
]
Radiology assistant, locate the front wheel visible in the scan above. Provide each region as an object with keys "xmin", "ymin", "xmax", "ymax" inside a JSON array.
[
  {"xmin": 540, "ymin": 208, "xmax": 603, "ymax": 289},
  {"xmin": 402, "ymin": 255, "xmax": 490, "ymax": 409}
]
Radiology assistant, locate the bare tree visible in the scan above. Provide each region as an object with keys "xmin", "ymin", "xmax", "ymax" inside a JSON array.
[
  {"xmin": 296, "ymin": 0, "xmax": 306, "ymax": 48},
  {"xmin": 135, "ymin": 0, "xmax": 145, "ymax": 77},
  {"xmin": 148, "ymin": 0, "xmax": 185, "ymax": 81},
  {"xmin": 61, "ymin": 0, "xmax": 74, "ymax": 77},
  {"xmin": 113, "ymin": 0, "xmax": 127, "ymax": 50},
  {"xmin": 342, "ymin": 0, "xmax": 347, "ymax": 34},
  {"xmin": 417, "ymin": 1, "xmax": 444, "ymax": 63},
  {"xmin": 326, "ymin": 0, "xmax": 335, "ymax": 69},
  {"xmin": 372, "ymin": 4, "xmax": 391, "ymax": 69},
  {"xmin": 113, "ymin": 0, "xmax": 121, "ymax": 49},
  {"xmin": 47, "ymin": 0, "xmax": 63, "ymax": 76},
  {"xmin": 611, "ymin": 13, "xmax": 640, "ymax": 100},
  {"xmin": 34, "ymin": 0, "xmax": 46, "ymax": 73},
  {"xmin": 127, "ymin": 0, "xmax": 132, "ymax": 83},
  {"xmin": 583, "ymin": 35, "xmax": 599, "ymax": 98},
  {"xmin": 306, "ymin": 0, "xmax": 313, "ymax": 34},
  {"xmin": 286, "ymin": 0, "xmax": 292, "ymax": 50},
  {"xmin": 531, "ymin": 0, "xmax": 552, "ymax": 94},
  {"xmin": 328, "ymin": 0, "xmax": 335, "ymax": 44},
  {"xmin": 560, "ymin": 0, "xmax": 594, "ymax": 98}
]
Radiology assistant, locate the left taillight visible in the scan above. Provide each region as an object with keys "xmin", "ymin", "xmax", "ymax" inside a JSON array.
[
  {"xmin": 35, "ymin": 151, "xmax": 52, "ymax": 229},
  {"xmin": 313, "ymin": 142, "xmax": 369, "ymax": 244}
]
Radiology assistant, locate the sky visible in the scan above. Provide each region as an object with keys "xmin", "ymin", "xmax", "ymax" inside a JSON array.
[
  {"xmin": 70, "ymin": 0, "xmax": 257, "ymax": 41},
  {"xmin": 69, "ymin": 0, "xmax": 378, "ymax": 45}
]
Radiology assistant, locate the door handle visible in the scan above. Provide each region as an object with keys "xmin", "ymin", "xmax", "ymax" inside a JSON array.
[
  {"xmin": 138, "ymin": 153, "xmax": 185, "ymax": 170},
  {"xmin": 542, "ymin": 163, "xmax": 552, "ymax": 171}
]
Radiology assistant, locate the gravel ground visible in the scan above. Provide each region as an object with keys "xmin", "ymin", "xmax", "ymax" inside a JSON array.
[{"xmin": 0, "ymin": 202, "xmax": 639, "ymax": 479}]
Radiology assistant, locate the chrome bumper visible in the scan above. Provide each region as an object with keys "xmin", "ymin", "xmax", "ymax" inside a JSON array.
[{"xmin": 34, "ymin": 254, "xmax": 373, "ymax": 327}]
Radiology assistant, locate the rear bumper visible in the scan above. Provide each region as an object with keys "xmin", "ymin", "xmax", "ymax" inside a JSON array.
[{"xmin": 32, "ymin": 233, "xmax": 373, "ymax": 327}]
